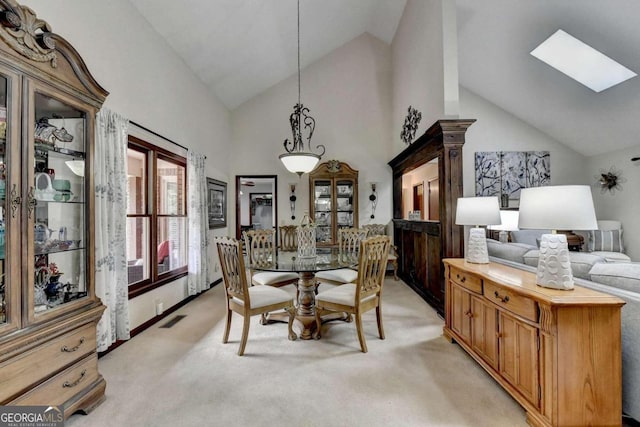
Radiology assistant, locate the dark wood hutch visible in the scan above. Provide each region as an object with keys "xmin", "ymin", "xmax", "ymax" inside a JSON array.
[{"xmin": 388, "ymin": 120, "xmax": 474, "ymax": 315}]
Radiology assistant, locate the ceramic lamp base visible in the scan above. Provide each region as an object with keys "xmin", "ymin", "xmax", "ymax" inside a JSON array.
[
  {"xmin": 466, "ymin": 227, "xmax": 489, "ymax": 264},
  {"xmin": 536, "ymin": 233, "xmax": 574, "ymax": 290}
]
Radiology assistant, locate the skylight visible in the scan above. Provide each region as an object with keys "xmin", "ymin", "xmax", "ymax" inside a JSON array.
[{"xmin": 530, "ymin": 29, "xmax": 637, "ymax": 92}]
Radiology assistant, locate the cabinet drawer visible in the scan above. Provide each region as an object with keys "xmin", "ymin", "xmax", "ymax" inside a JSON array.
[
  {"xmin": 484, "ymin": 281, "xmax": 538, "ymax": 323},
  {"xmin": 0, "ymin": 323, "xmax": 96, "ymax": 402},
  {"xmin": 449, "ymin": 266, "xmax": 482, "ymax": 293},
  {"xmin": 10, "ymin": 354, "xmax": 98, "ymax": 406}
]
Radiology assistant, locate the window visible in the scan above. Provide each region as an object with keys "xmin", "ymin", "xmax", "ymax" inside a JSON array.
[{"xmin": 126, "ymin": 135, "xmax": 187, "ymax": 297}]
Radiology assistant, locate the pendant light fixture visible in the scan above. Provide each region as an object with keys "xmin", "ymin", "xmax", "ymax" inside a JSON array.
[{"xmin": 279, "ymin": 0, "xmax": 325, "ymax": 176}]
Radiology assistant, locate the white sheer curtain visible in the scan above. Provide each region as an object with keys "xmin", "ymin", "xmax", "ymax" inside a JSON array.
[
  {"xmin": 94, "ymin": 108, "xmax": 130, "ymax": 351},
  {"xmin": 187, "ymin": 150, "xmax": 210, "ymax": 295}
]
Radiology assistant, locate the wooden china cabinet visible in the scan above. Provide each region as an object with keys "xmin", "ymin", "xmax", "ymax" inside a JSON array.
[
  {"xmin": 309, "ymin": 161, "xmax": 358, "ymax": 247},
  {"xmin": 0, "ymin": 0, "xmax": 108, "ymax": 417}
]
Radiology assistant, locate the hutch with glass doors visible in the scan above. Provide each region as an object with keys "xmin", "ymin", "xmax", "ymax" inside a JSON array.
[
  {"xmin": 309, "ymin": 161, "xmax": 358, "ymax": 247},
  {"xmin": 0, "ymin": 0, "xmax": 108, "ymax": 417}
]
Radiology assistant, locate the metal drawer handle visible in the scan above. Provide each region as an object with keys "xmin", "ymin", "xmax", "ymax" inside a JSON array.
[
  {"xmin": 61, "ymin": 337, "xmax": 85, "ymax": 353},
  {"xmin": 494, "ymin": 291, "xmax": 510, "ymax": 303},
  {"xmin": 456, "ymin": 273, "xmax": 466, "ymax": 283},
  {"xmin": 62, "ymin": 369, "xmax": 86, "ymax": 388}
]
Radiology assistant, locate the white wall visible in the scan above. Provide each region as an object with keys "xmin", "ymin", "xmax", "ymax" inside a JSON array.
[
  {"xmin": 460, "ymin": 87, "xmax": 588, "ymax": 197},
  {"xmin": 23, "ymin": 0, "xmax": 232, "ymax": 329},
  {"xmin": 391, "ymin": 0, "xmax": 446, "ymax": 157},
  {"xmin": 231, "ymin": 33, "xmax": 393, "ymax": 231},
  {"xmin": 587, "ymin": 144, "xmax": 640, "ymax": 260}
]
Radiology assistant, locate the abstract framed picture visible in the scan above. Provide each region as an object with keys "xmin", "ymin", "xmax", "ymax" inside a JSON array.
[{"xmin": 207, "ymin": 178, "xmax": 227, "ymax": 229}]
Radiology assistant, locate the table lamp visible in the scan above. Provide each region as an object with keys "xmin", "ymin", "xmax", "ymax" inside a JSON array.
[
  {"xmin": 488, "ymin": 210, "xmax": 519, "ymax": 243},
  {"xmin": 518, "ymin": 185, "xmax": 597, "ymax": 290},
  {"xmin": 456, "ymin": 196, "xmax": 501, "ymax": 264}
]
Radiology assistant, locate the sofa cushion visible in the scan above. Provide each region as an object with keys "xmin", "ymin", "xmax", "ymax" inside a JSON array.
[
  {"xmin": 590, "ymin": 251, "xmax": 632, "ymax": 263},
  {"xmin": 589, "ymin": 262, "xmax": 640, "ymax": 293},
  {"xmin": 589, "ymin": 229, "xmax": 624, "ymax": 252},
  {"xmin": 510, "ymin": 229, "xmax": 551, "ymax": 247},
  {"xmin": 523, "ymin": 250, "xmax": 605, "ymax": 280},
  {"xmin": 487, "ymin": 239, "xmax": 536, "ymax": 264}
]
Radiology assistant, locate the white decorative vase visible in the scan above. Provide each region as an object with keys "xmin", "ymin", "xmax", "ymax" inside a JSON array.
[
  {"xmin": 297, "ymin": 213, "xmax": 316, "ymax": 259},
  {"xmin": 466, "ymin": 227, "xmax": 489, "ymax": 264},
  {"xmin": 536, "ymin": 233, "xmax": 574, "ymax": 290}
]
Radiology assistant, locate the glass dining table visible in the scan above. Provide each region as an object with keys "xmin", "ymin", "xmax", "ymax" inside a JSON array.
[{"xmin": 250, "ymin": 248, "xmax": 357, "ymax": 340}]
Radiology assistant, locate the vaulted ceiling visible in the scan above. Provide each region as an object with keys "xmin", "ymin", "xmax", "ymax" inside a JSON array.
[{"xmin": 130, "ymin": 0, "xmax": 640, "ymax": 157}]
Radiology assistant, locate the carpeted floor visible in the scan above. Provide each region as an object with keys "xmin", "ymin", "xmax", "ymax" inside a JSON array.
[{"xmin": 67, "ymin": 279, "xmax": 528, "ymax": 427}]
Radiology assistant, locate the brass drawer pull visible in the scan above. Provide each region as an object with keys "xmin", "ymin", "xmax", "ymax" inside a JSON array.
[
  {"xmin": 494, "ymin": 291, "xmax": 510, "ymax": 303},
  {"xmin": 62, "ymin": 369, "xmax": 86, "ymax": 388},
  {"xmin": 61, "ymin": 337, "xmax": 85, "ymax": 353},
  {"xmin": 456, "ymin": 273, "xmax": 466, "ymax": 283}
]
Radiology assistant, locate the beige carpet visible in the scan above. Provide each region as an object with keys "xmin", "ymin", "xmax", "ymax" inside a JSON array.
[{"xmin": 67, "ymin": 279, "xmax": 527, "ymax": 427}]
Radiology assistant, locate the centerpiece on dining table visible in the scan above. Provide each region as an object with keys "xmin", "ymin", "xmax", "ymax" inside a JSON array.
[{"xmin": 296, "ymin": 212, "xmax": 316, "ymax": 259}]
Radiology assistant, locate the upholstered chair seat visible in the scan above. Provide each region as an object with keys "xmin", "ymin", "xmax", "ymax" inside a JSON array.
[
  {"xmin": 216, "ymin": 237, "xmax": 296, "ymax": 356},
  {"xmin": 314, "ymin": 236, "xmax": 391, "ymax": 352}
]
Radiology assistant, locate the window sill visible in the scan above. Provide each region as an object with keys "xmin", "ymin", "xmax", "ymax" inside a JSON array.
[{"xmin": 128, "ymin": 267, "xmax": 188, "ymax": 299}]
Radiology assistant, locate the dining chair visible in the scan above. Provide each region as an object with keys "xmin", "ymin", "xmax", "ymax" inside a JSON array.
[
  {"xmin": 363, "ymin": 223, "xmax": 399, "ymax": 281},
  {"xmin": 243, "ymin": 228, "xmax": 299, "ymax": 288},
  {"xmin": 315, "ymin": 227, "xmax": 368, "ymax": 286},
  {"xmin": 313, "ymin": 235, "xmax": 391, "ymax": 352},
  {"xmin": 278, "ymin": 225, "xmax": 298, "ymax": 251},
  {"xmin": 216, "ymin": 237, "xmax": 297, "ymax": 355}
]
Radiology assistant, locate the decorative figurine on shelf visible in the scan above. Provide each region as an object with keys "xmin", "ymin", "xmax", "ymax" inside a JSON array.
[{"xmin": 45, "ymin": 262, "xmax": 63, "ymax": 297}]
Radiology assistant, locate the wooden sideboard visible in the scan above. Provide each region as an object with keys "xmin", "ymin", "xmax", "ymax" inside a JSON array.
[{"xmin": 443, "ymin": 259, "xmax": 624, "ymax": 427}]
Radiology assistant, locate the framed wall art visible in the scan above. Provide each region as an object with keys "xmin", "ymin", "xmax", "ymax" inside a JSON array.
[
  {"xmin": 475, "ymin": 151, "xmax": 550, "ymax": 207},
  {"xmin": 207, "ymin": 178, "xmax": 227, "ymax": 229}
]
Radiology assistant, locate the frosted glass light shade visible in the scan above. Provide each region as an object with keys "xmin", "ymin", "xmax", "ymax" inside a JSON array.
[
  {"xmin": 455, "ymin": 196, "xmax": 501, "ymax": 226},
  {"xmin": 279, "ymin": 153, "xmax": 320, "ymax": 175},
  {"xmin": 518, "ymin": 186, "xmax": 597, "ymax": 231}
]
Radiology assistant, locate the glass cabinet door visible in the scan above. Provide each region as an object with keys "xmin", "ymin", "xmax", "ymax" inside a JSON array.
[
  {"xmin": 313, "ymin": 180, "xmax": 332, "ymax": 244},
  {"xmin": 336, "ymin": 179, "xmax": 354, "ymax": 230},
  {"xmin": 30, "ymin": 91, "xmax": 88, "ymax": 316}
]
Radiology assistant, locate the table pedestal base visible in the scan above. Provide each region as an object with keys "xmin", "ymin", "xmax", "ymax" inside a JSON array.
[{"xmin": 261, "ymin": 271, "xmax": 351, "ymax": 340}]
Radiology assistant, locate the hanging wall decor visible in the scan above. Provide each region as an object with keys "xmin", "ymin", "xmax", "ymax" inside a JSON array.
[
  {"xmin": 475, "ymin": 151, "xmax": 550, "ymax": 206},
  {"xmin": 400, "ymin": 106, "xmax": 422, "ymax": 145},
  {"xmin": 596, "ymin": 166, "xmax": 625, "ymax": 193},
  {"xmin": 289, "ymin": 184, "xmax": 297, "ymax": 220}
]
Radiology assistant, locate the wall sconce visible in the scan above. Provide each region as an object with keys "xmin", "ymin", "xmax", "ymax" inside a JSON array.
[
  {"xmin": 369, "ymin": 183, "xmax": 377, "ymax": 219},
  {"xmin": 289, "ymin": 184, "xmax": 297, "ymax": 220}
]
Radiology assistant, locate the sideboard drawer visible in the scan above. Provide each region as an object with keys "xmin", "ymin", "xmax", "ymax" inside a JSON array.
[
  {"xmin": 484, "ymin": 281, "xmax": 538, "ymax": 323},
  {"xmin": 0, "ymin": 323, "xmax": 96, "ymax": 402},
  {"xmin": 449, "ymin": 266, "xmax": 482, "ymax": 293},
  {"xmin": 10, "ymin": 354, "xmax": 98, "ymax": 406}
]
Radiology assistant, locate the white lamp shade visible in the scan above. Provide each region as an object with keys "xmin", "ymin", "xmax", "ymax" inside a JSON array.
[
  {"xmin": 455, "ymin": 196, "xmax": 501, "ymax": 226},
  {"xmin": 489, "ymin": 210, "xmax": 520, "ymax": 231},
  {"xmin": 518, "ymin": 185, "xmax": 597, "ymax": 230},
  {"xmin": 279, "ymin": 153, "xmax": 320, "ymax": 175}
]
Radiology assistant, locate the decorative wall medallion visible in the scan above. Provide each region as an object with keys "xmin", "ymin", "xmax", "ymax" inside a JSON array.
[
  {"xmin": 400, "ymin": 106, "xmax": 422, "ymax": 145},
  {"xmin": 596, "ymin": 166, "xmax": 625, "ymax": 193},
  {"xmin": 326, "ymin": 159, "xmax": 341, "ymax": 173},
  {"xmin": 0, "ymin": 0, "xmax": 57, "ymax": 67}
]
